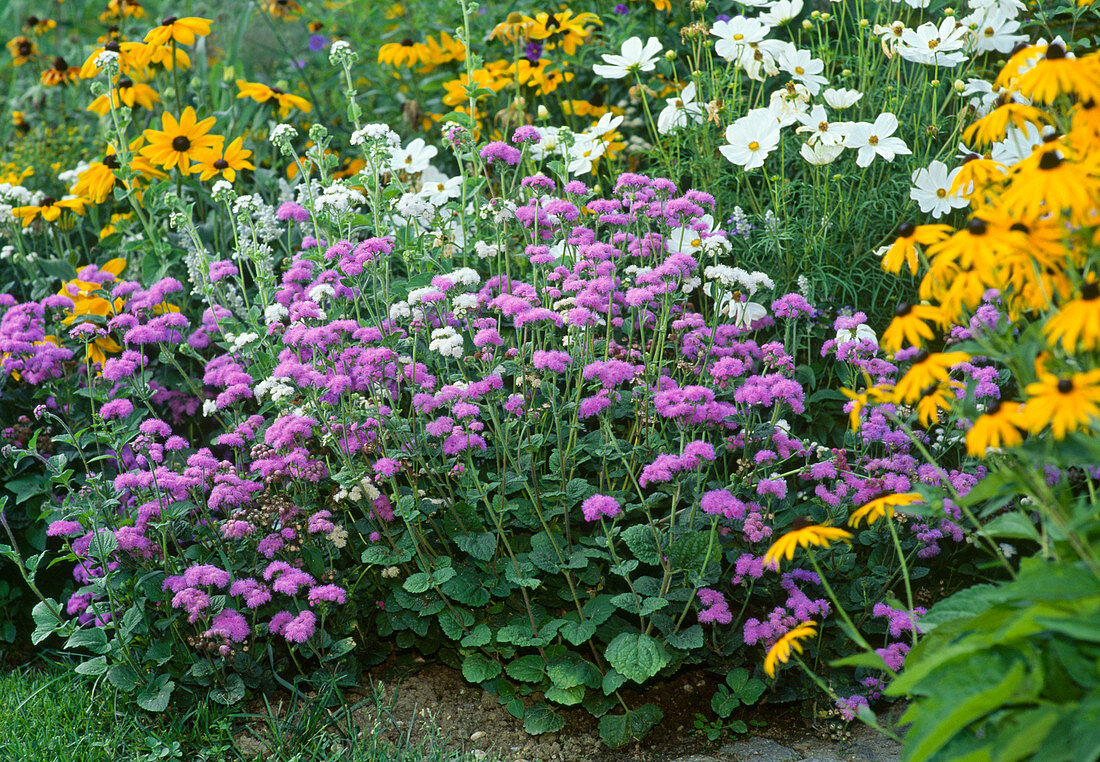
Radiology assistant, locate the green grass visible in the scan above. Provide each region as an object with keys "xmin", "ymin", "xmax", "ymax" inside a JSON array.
[{"xmin": 0, "ymin": 660, "xmax": 485, "ymax": 762}]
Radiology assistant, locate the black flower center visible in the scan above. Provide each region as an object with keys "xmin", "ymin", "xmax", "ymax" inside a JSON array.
[
  {"xmin": 896, "ymin": 221, "xmax": 916, "ymax": 238},
  {"xmin": 104, "ymin": 154, "xmax": 121, "ymax": 169},
  {"xmin": 171, "ymin": 135, "xmax": 191, "ymax": 152},
  {"xmin": 1057, "ymin": 378, "xmax": 1073, "ymax": 394},
  {"xmin": 105, "ymin": 40, "xmax": 120, "ymax": 52},
  {"xmin": 214, "ymin": 158, "xmax": 229, "ymax": 169},
  {"xmin": 271, "ymin": 86, "xmax": 283, "ymax": 94},
  {"xmin": 1046, "ymin": 43, "xmax": 1066, "ymax": 60},
  {"xmin": 1010, "ymin": 222, "xmax": 1029, "ymax": 233},
  {"xmin": 911, "ymin": 350, "xmax": 930, "ymax": 364},
  {"xmin": 17, "ymin": 40, "xmax": 32, "ymax": 56},
  {"xmin": 53, "ymin": 56, "xmax": 68, "ymax": 70},
  {"xmin": 1082, "ymin": 282, "xmax": 1099, "ymax": 301},
  {"xmin": 40, "ymin": 196, "xmax": 56, "ymax": 207},
  {"xmin": 1038, "ymin": 152, "xmax": 1062, "ymax": 170},
  {"xmin": 895, "ymin": 302, "xmax": 912, "ymax": 317},
  {"xmin": 789, "ymin": 516, "xmax": 814, "ymax": 531},
  {"xmin": 985, "ymin": 398, "xmax": 1003, "ymax": 416},
  {"xmin": 162, "ymin": 16, "xmax": 178, "ymax": 26},
  {"xmin": 967, "ymin": 218, "xmax": 987, "ymax": 236},
  {"xmin": 118, "ymin": 77, "xmax": 133, "ymax": 89},
  {"xmin": 400, "ymin": 38, "xmax": 414, "ymax": 46}
]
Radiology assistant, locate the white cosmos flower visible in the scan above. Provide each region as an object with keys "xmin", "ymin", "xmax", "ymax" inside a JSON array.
[
  {"xmin": 657, "ymin": 82, "xmax": 704, "ymax": 134},
  {"xmin": 530, "ymin": 126, "xmax": 561, "ymax": 160},
  {"xmin": 969, "ymin": 0, "xmax": 1025, "ymax": 16},
  {"xmin": 711, "ymin": 16, "xmax": 770, "ymax": 62},
  {"xmin": 768, "ymin": 88, "xmax": 810, "ymax": 128},
  {"xmin": 795, "ymin": 104, "xmax": 846, "ymax": 146},
  {"xmin": 737, "ymin": 39, "xmax": 787, "ymax": 80},
  {"xmin": 389, "ymin": 138, "xmax": 438, "ymax": 174},
  {"xmin": 823, "ymin": 88, "xmax": 863, "ymax": 109},
  {"xmin": 778, "ymin": 48, "xmax": 828, "ymax": 95},
  {"xmin": 800, "ymin": 141, "xmax": 844, "ymax": 165},
  {"xmin": 834, "ymin": 323, "xmax": 877, "ymax": 345},
  {"xmin": 842, "ymin": 113, "xmax": 911, "ymax": 168},
  {"xmin": 720, "ymin": 108, "xmax": 782, "ymax": 171},
  {"xmin": 729, "ymin": 300, "xmax": 768, "ymax": 327},
  {"xmin": 910, "ymin": 160, "xmax": 969, "ymax": 218},
  {"xmin": 587, "ymin": 112, "xmax": 624, "ymax": 139},
  {"xmin": 963, "ymin": 8, "xmax": 1026, "ymax": 54},
  {"xmin": 897, "ymin": 19, "xmax": 969, "ymax": 67},
  {"xmin": 990, "ymin": 122, "xmax": 1045, "ymax": 167},
  {"xmin": 419, "ymin": 174, "xmax": 463, "ymax": 206},
  {"xmin": 667, "ymin": 214, "xmax": 717, "ymax": 255},
  {"xmin": 592, "ymin": 36, "xmax": 663, "ymax": 80},
  {"xmin": 567, "ymin": 133, "xmax": 607, "ymax": 175},
  {"xmin": 759, "ymin": 0, "xmax": 803, "ymax": 27}
]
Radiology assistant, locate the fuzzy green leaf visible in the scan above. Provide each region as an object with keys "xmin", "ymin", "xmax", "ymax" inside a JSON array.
[{"xmin": 605, "ymin": 633, "xmax": 670, "ymax": 684}]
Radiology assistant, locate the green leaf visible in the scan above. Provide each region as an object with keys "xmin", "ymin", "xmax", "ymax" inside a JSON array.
[
  {"xmin": 978, "ymin": 513, "xmax": 1040, "ymax": 543},
  {"xmin": 523, "ymin": 703, "xmax": 566, "ymax": 734},
  {"xmin": 461, "ymin": 624, "xmax": 492, "ymax": 647},
  {"xmin": 506, "ymin": 655, "xmax": 545, "ymax": 683},
  {"xmin": 558, "ymin": 620, "xmax": 597, "ymax": 646},
  {"xmin": 598, "ymin": 712, "xmax": 630, "ymax": 748},
  {"xmin": 544, "ymin": 684, "xmax": 585, "ymax": 706},
  {"xmin": 66, "ymin": 628, "xmax": 108, "ymax": 654},
  {"xmin": 403, "ymin": 572, "xmax": 432, "ymax": 594},
  {"xmin": 725, "ymin": 668, "xmax": 766, "ymax": 704},
  {"xmin": 137, "ymin": 676, "xmax": 175, "ymax": 712},
  {"xmin": 210, "ymin": 674, "xmax": 244, "ymax": 706},
  {"xmin": 830, "ymin": 651, "xmax": 892, "ymax": 672},
  {"xmin": 454, "ymin": 532, "xmax": 497, "ymax": 562},
  {"xmin": 665, "ymin": 625, "xmax": 704, "ymax": 650},
  {"xmin": 902, "ymin": 656, "xmax": 1030, "ymax": 762},
  {"xmin": 605, "ymin": 633, "xmax": 670, "ymax": 684},
  {"xmin": 462, "ymin": 654, "xmax": 501, "ymax": 683},
  {"xmin": 621, "ymin": 525, "xmax": 660, "ymax": 565},
  {"xmin": 107, "ymin": 664, "xmax": 142, "ymax": 692},
  {"xmin": 917, "ymin": 584, "xmax": 1009, "ymax": 630},
  {"xmin": 599, "ymin": 704, "xmax": 664, "ymax": 747},
  {"xmin": 75, "ymin": 656, "xmax": 108, "ymax": 676},
  {"xmin": 711, "ymin": 689, "xmax": 740, "ymax": 718},
  {"xmin": 89, "ymin": 530, "xmax": 118, "ymax": 561},
  {"xmin": 602, "ymin": 669, "xmax": 627, "ymax": 695},
  {"xmin": 668, "ymin": 532, "xmax": 711, "ymax": 570}
]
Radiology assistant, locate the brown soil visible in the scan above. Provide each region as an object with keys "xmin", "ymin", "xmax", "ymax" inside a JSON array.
[{"xmin": 235, "ymin": 658, "xmax": 849, "ymax": 762}]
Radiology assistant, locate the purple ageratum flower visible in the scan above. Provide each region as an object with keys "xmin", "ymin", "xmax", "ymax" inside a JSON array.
[
  {"xmin": 614, "ymin": 3, "xmax": 629, "ymax": 13},
  {"xmin": 512, "ymin": 125, "xmax": 541, "ymax": 145},
  {"xmin": 206, "ymin": 609, "xmax": 250, "ymax": 643},
  {"xmin": 209, "ymin": 260, "xmax": 238, "ymax": 283},
  {"xmin": 100, "ymin": 398, "xmax": 134, "ymax": 420},
  {"xmin": 697, "ymin": 588, "xmax": 732, "ymax": 625},
  {"xmin": 230, "ymin": 578, "xmax": 272, "ymax": 609},
  {"xmin": 532, "ymin": 350, "xmax": 572, "ymax": 372},
  {"xmin": 47, "ymin": 520, "xmax": 83, "ymax": 537},
  {"xmin": 308, "ymin": 584, "xmax": 347, "ymax": 606},
  {"xmin": 524, "ymin": 40, "xmax": 542, "ymax": 62},
  {"xmin": 373, "ymin": 457, "xmax": 401, "ymax": 477},
  {"xmin": 282, "ymin": 610, "xmax": 316, "ymax": 643},
  {"xmin": 479, "ymin": 141, "xmax": 522, "ymax": 166},
  {"xmin": 700, "ymin": 489, "xmax": 746, "ymax": 520},
  {"xmin": 771, "ymin": 293, "xmax": 815, "ymax": 319},
  {"xmin": 309, "ymin": 34, "xmax": 326, "ymax": 52},
  {"xmin": 581, "ymin": 494, "xmax": 621, "ymax": 522}
]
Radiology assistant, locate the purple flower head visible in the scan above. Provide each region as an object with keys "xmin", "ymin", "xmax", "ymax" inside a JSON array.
[
  {"xmin": 581, "ymin": 494, "xmax": 621, "ymax": 522},
  {"xmin": 512, "ymin": 125, "xmax": 541, "ymax": 145},
  {"xmin": 479, "ymin": 142, "xmax": 522, "ymax": 166}
]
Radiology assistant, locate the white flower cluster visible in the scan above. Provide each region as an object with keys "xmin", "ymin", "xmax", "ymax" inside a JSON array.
[
  {"xmin": 474, "ymin": 241, "xmax": 499, "ymax": 260},
  {"xmin": 328, "ymin": 40, "xmax": 357, "ymax": 66},
  {"xmin": 392, "ymin": 192, "xmax": 435, "ymax": 226},
  {"xmin": 264, "ymin": 303, "xmax": 289, "ymax": 326},
  {"xmin": 314, "ymin": 182, "xmax": 366, "ymax": 216},
  {"xmin": 429, "ymin": 326, "xmax": 464, "ymax": 358},
  {"xmin": 256, "ymin": 377, "xmax": 296, "ymax": 402},
  {"xmin": 269, "ymin": 123, "xmax": 298, "ymax": 153},
  {"xmin": 350, "ymin": 123, "xmax": 400, "ymax": 148},
  {"xmin": 704, "ymin": 265, "xmax": 775, "ymax": 295}
]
